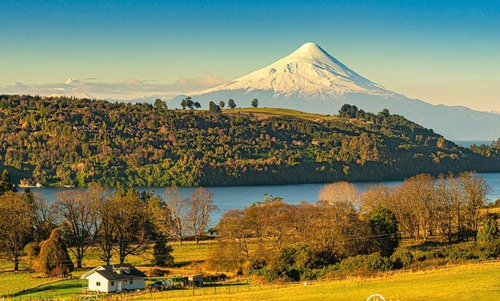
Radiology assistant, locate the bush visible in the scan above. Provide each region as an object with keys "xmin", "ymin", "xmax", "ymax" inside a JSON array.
[
  {"xmin": 263, "ymin": 265, "xmax": 300, "ymax": 282},
  {"xmin": 446, "ymin": 240, "xmax": 500, "ymax": 261},
  {"xmin": 24, "ymin": 242, "xmax": 41, "ymax": 270},
  {"xmin": 148, "ymin": 268, "xmax": 170, "ymax": 277},
  {"xmin": 390, "ymin": 247, "xmax": 414, "ymax": 268},
  {"xmin": 336, "ymin": 253, "xmax": 392, "ymax": 275}
]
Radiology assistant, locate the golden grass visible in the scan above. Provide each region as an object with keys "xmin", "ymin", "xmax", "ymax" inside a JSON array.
[
  {"xmin": 127, "ymin": 261, "xmax": 500, "ymax": 301},
  {"xmin": 227, "ymin": 107, "xmax": 339, "ymax": 121}
]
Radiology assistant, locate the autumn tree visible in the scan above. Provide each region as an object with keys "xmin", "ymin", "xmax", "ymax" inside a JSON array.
[
  {"xmin": 217, "ymin": 209, "xmax": 251, "ymax": 259},
  {"xmin": 108, "ymin": 188, "xmax": 151, "ymax": 263},
  {"xmin": 0, "ymin": 191, "xmax": 32, "ymax": 270},
  {"xmin": 151, "ymin": 187, "xmax": 186, "ymax": 245},
  {"xmin": 56, "ymin": 183, "xmax": 106, "ymax": 268},
  {"xmin": 318, "ymin": 181, "xmax": 360, "ymax": 207},
  {"xmin": 185, "ymin": 187, "xmax": 218, "ymax": 244},
  {"xmin": 98, "ymin": 197, "xmax": 116, "ymax": 265},
  {"xmin": 459, "ymin": 172, "xmax": 491, "ymax": 238},
  {"xmin": 21, "ymin": 188, "xmax": 57, "ymax": 242}
]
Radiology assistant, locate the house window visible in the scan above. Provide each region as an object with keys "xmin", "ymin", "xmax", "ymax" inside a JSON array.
[
  {"xmin": 96, "ymin": 282, "xmax": 101, "ymax": 286},
  {"xmin": 130, "ymin": 280, "xmax": 133, "ymax": 285},
  {"xmin": 111, "ymin": 281, "xmax": 115, "ymax": 286}
]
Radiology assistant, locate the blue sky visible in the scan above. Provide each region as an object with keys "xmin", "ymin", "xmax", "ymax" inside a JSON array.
[{"xmin": 1, "ymin": 0, "xmax": 499, "ymax": 111}]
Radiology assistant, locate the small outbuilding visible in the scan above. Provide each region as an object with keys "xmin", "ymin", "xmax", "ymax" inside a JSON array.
[
  {"xmin": 188, "ymin": 274, "xmax": 204, "ymax": 287},
  {"xmin": 80, "ymin": 264, "xmax": 147, "ymax": 293}
]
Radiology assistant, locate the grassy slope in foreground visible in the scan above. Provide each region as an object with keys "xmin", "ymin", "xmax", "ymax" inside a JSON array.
[{"xmin": 147, "ymin": 261, "xmax": 500, "ymax": 301}]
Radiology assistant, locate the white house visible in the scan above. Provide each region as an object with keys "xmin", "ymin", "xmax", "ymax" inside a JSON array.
[{"xmin": 80, "ymin": 264, "xmax": 147, "ymax": 293}]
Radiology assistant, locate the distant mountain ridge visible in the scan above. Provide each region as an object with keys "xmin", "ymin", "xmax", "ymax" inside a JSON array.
[{"xmin": 171, "ymin": 42, "xmax": 500, "ymax": 140}]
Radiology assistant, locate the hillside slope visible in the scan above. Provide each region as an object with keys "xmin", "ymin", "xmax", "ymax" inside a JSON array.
[{"xmin": 0, "ymin": 95, "xmax": 499, "ymax": 187}]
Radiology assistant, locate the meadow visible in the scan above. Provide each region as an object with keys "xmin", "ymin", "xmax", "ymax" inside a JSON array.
[{"xmin": 3, "ymin": 261, "xmax": 499, "ymax": 300}]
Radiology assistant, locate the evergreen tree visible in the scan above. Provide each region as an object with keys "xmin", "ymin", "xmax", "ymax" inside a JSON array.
[
  {"xmin": 209, "ymin": 101, "xmax": 222, "ymax": 113},
  {"xmin": 366, "ymin": 206, "xmax": 399, "ymax": 257},
  {"xmin": 477, "ymin": 213, "xmax": 499, "ymax": 242},
  {"xmin": 154, "ymin": 99, "xmax": 167, "ymax": 109},
  {"xmin": 152, "ymin": 233, "xmax": 174, "ymax": 267},
  {"xmin": 0, "ymin": 169, "xmax": 17, "ymax": 195}
]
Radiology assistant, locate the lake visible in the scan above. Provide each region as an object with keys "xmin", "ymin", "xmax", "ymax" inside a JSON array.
[{"xmin": 26, "ymin": 173, "xmax": 500, "ymax": 223}]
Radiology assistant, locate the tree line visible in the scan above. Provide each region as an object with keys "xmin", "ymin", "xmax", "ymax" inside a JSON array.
[
  {"xmin": 0, "ymin": 173, "xmax": 218, "ymax": 274},
  {"xmin": 210, "ymin": 172, "xmax": 499, "ymax": 280},
  {"xmin": 1, "ymin": 95, "xmax": 499, "ymax": 188}
]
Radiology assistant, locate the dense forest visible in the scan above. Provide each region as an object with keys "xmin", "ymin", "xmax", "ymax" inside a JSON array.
[{"xmin": 0, "ymin": 94, "xmax": 499, "ymax": 187}]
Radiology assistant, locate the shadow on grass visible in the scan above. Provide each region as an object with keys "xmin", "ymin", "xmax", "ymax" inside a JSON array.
[
  {"xmin": 173, "ymin": 260, "xmax": 204, "ymax": 268},
  {"xmin": 14, "ymin": 280, "xmax": 83, "ymax": 297}
]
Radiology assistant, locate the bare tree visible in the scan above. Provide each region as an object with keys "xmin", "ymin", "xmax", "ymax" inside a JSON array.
[
  {"xmin": 218, "ymin": 209, "xmax": 251, "ymax": 258},
  {"xmin": 27, "ymin": 192, "xmax": 57, "ymax": 242},
  {"xmin": 56, "ymin": 183, "xmax": 106, "ymax": 268},
  {"xmin": 459, "ymin": 172, "xmax": 491, "ymax": 238},
  {"xmin": 318, "ymin": 181, "xmax": 360, "ymax": 207},
  {"xmin": 185, "ymin": 187, "xmax": 218, "ymax": 244},
  {"xmin": 0, "ymin": 191, "xmax": 32, "ymax": 271},
  {"xmin": 156, "ymin": 187, "xmax": 186, "ymax": 245},
  {"xmin": 98, "ymin": 198, "xmax": 116, "ymax": 265}
]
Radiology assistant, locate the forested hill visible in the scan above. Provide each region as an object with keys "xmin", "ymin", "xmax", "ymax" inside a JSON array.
[{"xmin": 0, "ymin": 95, "xmax": 499, "ymax": 187}]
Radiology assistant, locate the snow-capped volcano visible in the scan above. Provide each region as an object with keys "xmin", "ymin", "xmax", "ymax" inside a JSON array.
[
  {"xmin": 172, "ymin": 42, "xmax": 500, "ymax": 140},
  {"xmin": 198, "ymin": 42, "xmax": 392, "ymax": 98}
]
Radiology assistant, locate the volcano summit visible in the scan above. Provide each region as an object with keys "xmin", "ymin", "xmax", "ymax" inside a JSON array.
[{"xmin": 172, "ymin": 43, "xmax": 500, "ymax": 140}]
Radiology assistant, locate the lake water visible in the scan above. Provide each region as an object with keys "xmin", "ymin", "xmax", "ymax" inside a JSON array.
[{"xmin": 26, "ymin": 173, "xmax": 500, "ymax": 223}]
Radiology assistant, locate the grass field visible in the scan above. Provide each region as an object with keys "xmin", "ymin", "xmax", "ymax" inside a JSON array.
[
  {"xmin": 0, "ymin": 241, "xmax": 217, "ymax": 298},
  {"xmin": 0, "ymin": 272, "xmax": 62, "ymax": 296},
  {"xmin": 127, "ymin": 261, "xmax": 500, "ymax": 301},
  {"xmin": 228, "ymin": 107, "xmax": 339, "ymax": 121}
]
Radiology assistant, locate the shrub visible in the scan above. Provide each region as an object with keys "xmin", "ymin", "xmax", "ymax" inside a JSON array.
[
  {"xmin": 148, "ymin": 268, "xmax": 170, "ymax": 277},
  {"xmin": 446, "ymin": 240, "xmax": 500, "ymax": 261},
  {"xmin": 390, "ymin": 247, "xmax": 414, "ymax": 268},
  {"xmin": 24, "ymin": 242, "xmax": 41, "ymax": 270},
  {"xmin": 263, "ymin": 265, "xmax": 300, "ymax": 282},
  {"xmin": 336, "ymin": 253, "xmax": 392, "ymax": 275}
]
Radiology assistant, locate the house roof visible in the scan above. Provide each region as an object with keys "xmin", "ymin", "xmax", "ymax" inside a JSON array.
[{"xmin": 80, "ymin": 264, "xmax": 147, "ymax": 280}]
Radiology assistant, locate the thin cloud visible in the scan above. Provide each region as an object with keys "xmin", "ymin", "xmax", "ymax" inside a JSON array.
[{"xmin": 0, "ymin": 73, "xmax": 227, "ymax": 100}]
